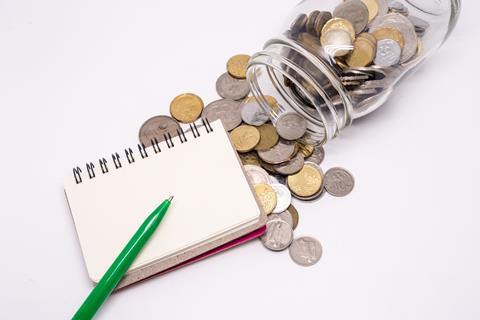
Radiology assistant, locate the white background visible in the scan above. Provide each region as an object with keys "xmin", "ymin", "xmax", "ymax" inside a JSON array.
[{"xmin": 0, "ymin": 0, "xmax": 478, "ymax": 319}]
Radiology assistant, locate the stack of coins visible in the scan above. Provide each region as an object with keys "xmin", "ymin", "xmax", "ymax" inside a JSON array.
[
  {"xmin": 286, "ymin": 0, "xmax": 429, "ymax": 111},
  {"xmin": 290, "ymin": 0, "xmax": 426, "ymax": 68},
  {"xmin": 138, "ymin": 53, "xmax": 356, "ymax": 267}
]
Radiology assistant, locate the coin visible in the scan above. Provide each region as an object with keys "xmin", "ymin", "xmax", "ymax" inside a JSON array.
[
  {"xmin": 254, "ymin": 183, "xmax": 277, "ymax": 215},
  {"xmin": 270, "ymin": 173, "xmax": 287, "ymax": 186},
  {"xmin": 255, "ymin": 124, "xmax": 279, "ymax": 151},
  {"xmin": 290, "ymin": 13, "xmax": 308, "ymax": 35},
  {"xmin": 372, "ymin": 26, "xmax": 405, "ymax": 49},
  {"xmin": 408, "ymin": 16, "xmax": 429, "ymax": 36},
  {"xmin": 321, "ymin": 29, "xmax": 354, "ymax": 57},
  {"xmin": 306, "ymin": 10, "xmax": 321, "ymax": 36},
  {"xmin": 273, "ymin": 153, "xmax": 305, "ymax": 175},
  {"xmin": 286, "ymin": 204, "xmax": 299, "ymax": 229},
  {"xmin": 270, "ymin": 183, "xmax": 292, "ymax": 214},
  {"xmin": 260, "ymin": 219, "xmax": 293, "ymax": 251},
  {"xmin": 314, "ymin": 11, "xmax": 333, "ymax": 37},
  {"xmin": 241, "ymin": 100, "xmax": 269, "ymax": 126},
  {"xmin": 289, "ymin": 236, "xmax": 322, "ymax": 266},
  {"xmin": 260, "ymin": 159, "xmax": 277, "ymax": 174},
  {"xmin": 361, "ymin": 0, "xmax": 379, "ymax": 21},
  {"xmin": 374, "ymin": 39, "xmax": 401, "ymax": 66},
  {"xmin": 370, "ymin": 13, "xmax": 417, "ymax": 63},
  {"xmin": 169, "ymin": 93, "xmax": 204, "ymax": 123},
  {"xmin": 321, "ymin": 17, "xmax": 356, "ymax": 41},
  {"xmin": 298, "ymin": 143, "xmax": 315, "ymax": 158},
  {"xmin": 389, "ymin": 1, "xmax": 409, "ymax": 16},
  {"xmin": 202, "ymin": 99, "xmax": 242, "ymax": 131},
  {"xmin": 287, "ymin": 163, "xmax": 323, "ymax": 197},
  {"xmin": 276, "ymin": 112, "xmax": 307, "ymax": 140},
  {"xmin": 216, "ymin": 72, "xmax": 250, "ymax": 100},
  {"xmin": 229, "ymin": 125, "xmax": 260, "ymax": 153},
  {"xmin": 138, "ymin": 115, "xmax": 181, "ymax": 147},
  {"xmin": 346, "ymin": 36, "xmax": 376, "ymax": 67},
  {"xmin": 226, "ymin": 54, "xmax": 251, "ymax": 79},
  {"xmin": 333, "ymin": 0, "xmax": 369, "ymax": 34},
  {"xmin": 244, "ymin": 164, "xmax": 271, "ymax": 185},
  {"xmin": 257, "ymin": 139, "xmax": 296, "ymax": 164},
  {"xmin": 268, "ymin": 211, "xmax": 293, "ymax": 229},
  {"xmin": 324, "ymin": 167, "xmax": 355, "ymax": 197},
  {"xmin": 240, "ymin": 152, "xmax": 261, "ymax": 166}
]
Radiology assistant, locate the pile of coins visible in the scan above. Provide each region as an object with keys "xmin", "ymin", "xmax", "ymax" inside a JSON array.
[
  {"xmin": 138, "ymin": 53, "xmax": 355, "ymax": 267},
  {"xmin": 283, "ymin": 0, "xmax": 430, "ymax": 114},
  {"xmin": 289, "ymin": 0, "xmax": 427, "ymax": 67}
]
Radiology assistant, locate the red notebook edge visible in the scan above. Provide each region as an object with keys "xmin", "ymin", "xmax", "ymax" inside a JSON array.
[{"xmin": 117, "ymin": 225, "xmax": 266, "ymax": 291}]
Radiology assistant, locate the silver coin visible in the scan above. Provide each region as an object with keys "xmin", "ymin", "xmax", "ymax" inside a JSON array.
[
  {"xmin": 260, "ymin": 219, "xmax": 293, "ymax": 251},
  {"xmin": 202, "ymin": 99, "xmax": 242, "ymax": 131},
  {"xmin": 243, "ymin": 164, "xmax": 271, "ymax": 185},
  {"xmin": 306, "ymin": 10, "xmax": 320, "ymax": 36},
  {"xmin": 267, "ymin": 211, "xmax": 294, "ymax": 229},
  {"xmin": 389, "ymin": 1, "xmax": 409, "ymax": 15},
  {"xmin": 321, "ymin": 29, "xmax": 353, "ymax": 57},
  {"xmin": 269, "ymin": 173, "xmax": 287, "ymax": 185},
  {"xmin": 333, "ymin": 0, "xmax": 369, "ymax": 34},
  {"xmin": 289, "ymin": 236, "xmax": 323, "ymax": 266},
  {"xmin": 257, "ymin": 139, "xmax": 296, "ymax": 164},
  {"xmin": 314, "ymin": 11, "xmax": 332, "ymax": 37},
  {"xmin": 290, "ymin": 13, "xmax": 308, "ymax": 36},
  {"xmin": 270, "ymin": 183, "xmax": 292, "ymax": 214},
  {"xmin": 273, "ymin": 153, "xmax": 305, "ymax": 175},
  {"xmin": 408, "ymin": 16, "xmax": 429, "ymax": 36},
  {"xmin": 370, "ymin": 13, "xmax": 418, "ymax": 63},
  {"xmin": 324, "ymin": 167, "xmax": 355, "ymax": 197},
  {"xmin": 138, "ymin": 115, "xmax": 180, "ymax": 147},
  {"xmin": 305, "ymin": 145, "xmax": 325, "ymax": 165},
  {"xmin": 241, "ymin": 101, "xmax": 269, "ymax": 126},
  {"xmin": 374, "ymin": 39, "xmax": 401, "ymax": 67},
  {"xmin": 276, "ymin": 112, "xmax": 307, "ymax": 140},
  {"xmin": 215, "ymin": 72, "xmax": 250, "ymax": 100}
]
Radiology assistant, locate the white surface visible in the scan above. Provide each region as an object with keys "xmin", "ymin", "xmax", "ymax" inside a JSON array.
[
  {"xmin": 65, "ymin": 120, "xmax": 260, "ymax": 282},
  {"xmin": 0, "ymin": 0, "xmax": 478, "ymax": 319}
]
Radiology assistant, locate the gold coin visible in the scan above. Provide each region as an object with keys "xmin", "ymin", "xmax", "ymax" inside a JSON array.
[
  {"xmin": 229, "ymin": 125, "xmax": 260, "ymax": 153},
  {"xmin": 226, "ymin": 54, "xmax": 251, "ymax": 79},
  {"xmin": 372, "ymin": 27, "xmax": 405, "ymax": 49},
  {"xmin": 169, "ymin": 93, "xmax": 204, "ymax": 123},
  {"xmin": 264, "ymin": 95, "xmax": 280, "ymax": 113},
  {"xmin": 321, "ymin": 18, "xmax": 356, "ymax": 41},
  {"xmin": 358, "ymin": 32, "xmax": 377, "ymax": 47},
  {"xmin": 287, "ymin": 163, "xmax": 323, "ymax": 197},
  {"xmin": 255, "ymin": 124, "xmax": 279, "ymax": 151},
  {"xmin": 298, "ymin": 143, "xmax": 315, "ymax": 158},
  {"xmin": 286, "ymin": 204, "xmax": 299, "ymax": 230},
  {"xmin": 254, "ymin": 183, "xmax": 277, "ymax": 215},
  {"xmin": 240, "ymin": 152, "xmax": 261, "ymax": 166},
  {"xmin": 346, "ymin": 38, "xmax": 376, "ymax": 67},
  {"xmin": 362, "ymin": 0, "xmax": 379, "ymax": 22}
]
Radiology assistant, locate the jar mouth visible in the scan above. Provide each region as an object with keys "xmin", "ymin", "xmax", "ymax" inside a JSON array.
[{"xmin": 247, "ymin": 35, "xmax": 353, "ymax": 145}]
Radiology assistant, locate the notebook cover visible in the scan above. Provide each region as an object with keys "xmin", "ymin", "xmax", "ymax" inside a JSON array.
[{"xmin": 65, "ymin": 120, "xmax": 267, "ymax": 288}]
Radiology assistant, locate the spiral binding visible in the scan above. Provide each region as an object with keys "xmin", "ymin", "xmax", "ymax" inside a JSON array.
[{"xmin": 72, "ymin": 118, "xmax": 213, "ymax": 184}]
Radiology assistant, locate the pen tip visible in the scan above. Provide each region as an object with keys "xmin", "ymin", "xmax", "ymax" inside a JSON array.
[{"xmin": 168, "ymin": 195, "xmax": 174, "ymax": 202}]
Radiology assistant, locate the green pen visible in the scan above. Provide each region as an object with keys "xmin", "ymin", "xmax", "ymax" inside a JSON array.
[{"xmin": 72, "ymin": 196, "xmax": 174, "ymax": 320}]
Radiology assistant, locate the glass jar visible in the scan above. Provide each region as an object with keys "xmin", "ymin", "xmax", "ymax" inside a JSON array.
[{"xmin": 247, "ymin": 0, "xmax": 461, "ymax": 145}]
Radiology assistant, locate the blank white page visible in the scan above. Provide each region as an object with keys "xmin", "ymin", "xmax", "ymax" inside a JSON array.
[{"xmin": 64, "ymin": 120, "xmax": 261, "ymax": 282}]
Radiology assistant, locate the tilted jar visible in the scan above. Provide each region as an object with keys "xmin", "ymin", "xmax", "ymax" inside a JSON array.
[{"xmin": 247, "ymin": 0, "xmax": 461, "ymax": 145}]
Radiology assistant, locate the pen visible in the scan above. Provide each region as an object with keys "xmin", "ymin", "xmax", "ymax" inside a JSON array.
[{"xmin": 72, "ymin": 196, "xmax": 174, "ymax": 320}]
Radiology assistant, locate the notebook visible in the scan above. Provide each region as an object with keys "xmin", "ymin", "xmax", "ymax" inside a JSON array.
[{"xmin": 64, "ymin": 119, "xmax": 266, "ymax": 288}]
